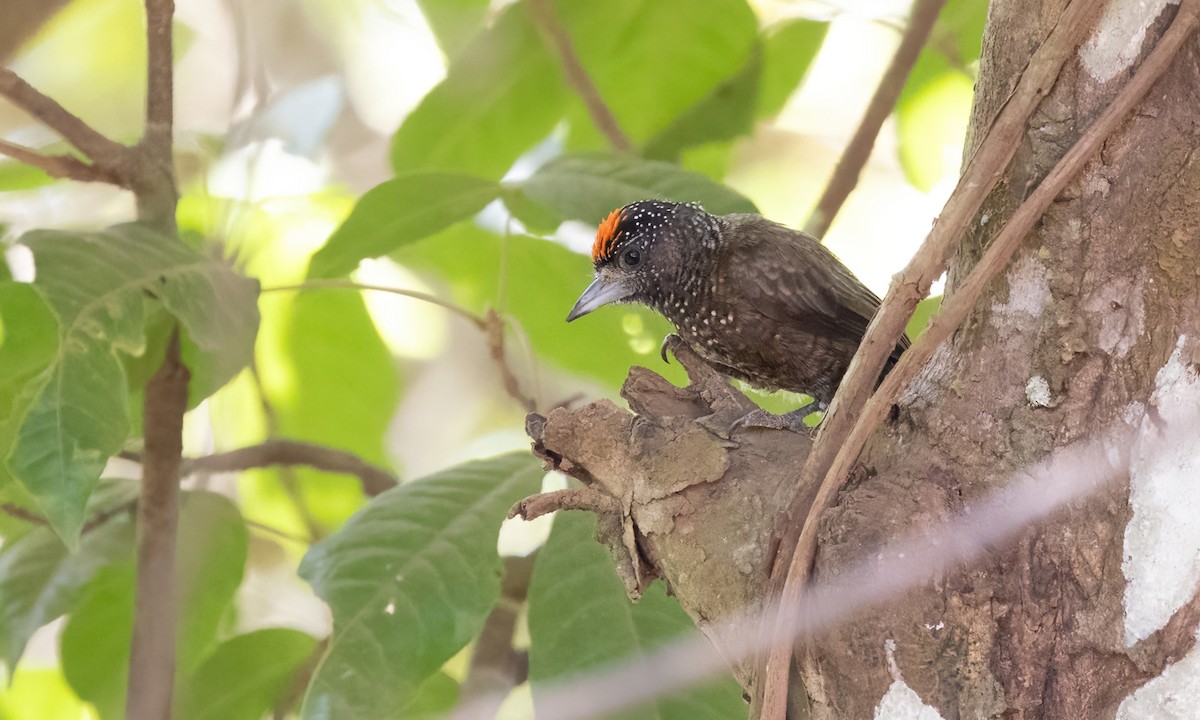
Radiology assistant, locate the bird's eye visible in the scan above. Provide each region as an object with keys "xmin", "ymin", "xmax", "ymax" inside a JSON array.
[{"xmin": 623, "ymin": 249, "xmax": 641, "ymax": 268}]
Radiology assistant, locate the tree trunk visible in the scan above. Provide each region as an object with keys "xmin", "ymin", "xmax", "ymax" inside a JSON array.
[
  {"xmin": 516, "ymin": 0, "xmax": 1200, "ymax": 717},
  {"xmin": 802, "ymin": 0, "xmax": 1200, "ymax": 717}
]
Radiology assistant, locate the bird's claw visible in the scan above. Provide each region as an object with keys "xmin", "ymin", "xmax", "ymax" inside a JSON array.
[
  {"xmin": 729, "ymin": 407, "xmax": 820, "ymax": 435},
  {"xmin": 660, "ymin": 333, "xmax": 683, "ymax": 364}
]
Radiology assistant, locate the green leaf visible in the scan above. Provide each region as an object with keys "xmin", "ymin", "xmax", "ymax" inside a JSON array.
[
  {"xmin": 906, "ymin": 295, "xmax": 942, "ymax": 340},
  {"xmin": 414, "ymin": 0, "xmax": 490, "ymax": 60},
  {"xmin": 176, "ymin": 629, "xmax": 319, "ymax": 720},
  {"xmin": 517, "ymin": 153, "xmax": 758, "ymax": 227},
  {"xmin": 60, "ymin": 492, "xmax": 249, "ymax": 719},
  {"xmin": 400, "ymin": 672, "xmax": 460, "ymax": 720},
  {"xmin": 0, "ymin": 499, "xmax": 134, "ymax": 669},
  {"xmin": 930, "ymin": 0, "xmax": 989, "ymax": 68},
  {"xmin": 555, "ymin": 0, "xmax": 758, "ymax": 144},
  {"xmin": 528, "ymin": 512, "xmax": 745, "ymax": 719},
  {"xmin": 895, "ymin": 52, "xmax": 974, "ymax": 191},
  {"xmin": 758, "ymin": 19, "xmax": 829, "ymax": 118},
  {"xmin": 391, "ymin": 3, "xmax": 567, "ymax": 179},
  {"xmin": 298, "ymin": 453, "xmax": 544, "ymax": 720},
  {"xmin": 0, "ymin": 666, "xmax": 90, "ymax": 720},
  {"xmin": 395, "ymin": 224, "xmax": 681, "ymax": 390},
  {"xmin": 248, "ymin": 289, "xmax": 400, "ymax": 532},
  {"xmin": 308, "ymin": 172, "xmax": 501, "ymax": 278},
  {"xmin": 59, "ymin": 561, "xmax": 134, "ymax": 720},
  {"xmin": 0, "ymin": 161, "xmax": 55, "ymax": 192},
  {"xmin": 10, "ymin": 225, "xmax": 259, "ymax": 543},
  {"xmin": 644, "ymin": 44, "xmax": 762, "ymax": 162},
  {"xmin": 0, "ymin": 283, "xmax": 58, "ymax": 489}
]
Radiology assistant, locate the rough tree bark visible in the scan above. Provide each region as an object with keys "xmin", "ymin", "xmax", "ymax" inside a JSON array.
[{"xmin": 514, "ymin": 0, "xmax": 1200, "ymax": 717}]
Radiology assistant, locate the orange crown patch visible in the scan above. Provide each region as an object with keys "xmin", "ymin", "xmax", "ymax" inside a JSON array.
[{"xmin": 592, "ymin": 207, "xmax": 624, "ymax": 263}]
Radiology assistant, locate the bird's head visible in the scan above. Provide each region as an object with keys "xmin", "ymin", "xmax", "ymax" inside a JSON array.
[{"xmin": 567, "ymin": 200, "xmax": 720, "ymax": 322}]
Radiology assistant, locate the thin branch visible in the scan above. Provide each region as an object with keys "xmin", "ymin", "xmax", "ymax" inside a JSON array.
[
  {"xmin": 0, "ymin": 138, "xmax": 118, "ymax": 183},
  {"xmin": 525, "ymin": 0, "xmax": 633, "ymax": 152},
  {"xmin": 486, "ymin": 309, "xmax": 538, "ymax": 414},
  {"xmin": 760, "ymin": 1, "xmax": 1196, "ymax": 717},
  {"xmin": 249, "ymin": 363, "xmax": 325, "ymax": 541},
  {"xmin": 126, "ymin": 328, "xmax": 189, "ymax": 720},
  {"xmin": 141, "ymin": 0, "xmax": 175, "ymax": 159},
  {"xmin": 0, "ymin": 67, "xmax": 127, "ymax": 165},
  {"xmin": 180, "ymin": 439, "xmax": 398, "ymax": 497},
  {"xmin": 1, "ymin": 502, "xmax": 48, "ymax": 526},
  {"xmin": 262, "ymin": 280, "xmax": 488, "ymax": 329},
  {"xmin": 266, "ymin": 280, "xmax": 542, "ymax": 412},
  {"xmin": 805, "ymin": 0, "xmax": 948, "ymax": 238}
]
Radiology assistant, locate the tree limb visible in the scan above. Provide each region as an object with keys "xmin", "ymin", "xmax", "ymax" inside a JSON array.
[
  {"xmin": 126, "ymin": 3, "xmax": 184, "ymax": 717},
  {"xmin": 179, "ymin": 439, "xmax": 398, "ymax": 497},
  {"xmin": 805, "ymin": 0, "xmax": 948, "ymax": 238},
  {"xmin": 126, "ymin": 329, "xmax": 189, "ymax": 720},
  {"xmin": 0, "ymin": 138, "xmax": 118, "ymax": 183},
  {"xmin": 525, "ymin": 0, "xmax": 633, "ymax": 152},
  {"xmin": 760, "ymin": 1, "xmax": 1200, "ymax": 717},
  {"xmin": 0, "ymin": 67, "xmax": 128, "ymax": 166},
  {"xmin": 759, "ymin": 0, "xmax": 1108, "ymax": 716}
]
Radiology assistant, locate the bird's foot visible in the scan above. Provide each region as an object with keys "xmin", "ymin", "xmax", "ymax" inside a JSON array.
[{"xmin": 730, "ymin": 406, "xmax": 822, "ymax": 435}]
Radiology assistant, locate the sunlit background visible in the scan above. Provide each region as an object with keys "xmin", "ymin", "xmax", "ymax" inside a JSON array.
[{"xmin": 0, "ymin": 0, "xmax": 976, "ymax": 715}]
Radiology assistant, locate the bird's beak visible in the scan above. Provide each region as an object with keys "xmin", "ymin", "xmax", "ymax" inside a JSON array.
[{"xmin": 567, "ymin": 274, "xmax": 633, "ymax": 322}]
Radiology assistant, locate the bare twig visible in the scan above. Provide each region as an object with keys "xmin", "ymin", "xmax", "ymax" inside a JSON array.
[
  {"xmin": 1, "ymin": 502, "xmax": 49, "ymax": 526},
  {"xmin": 0, "ymin": 138, "xmax": 118, "ymax": 183},
  {"xmin": 179, "ymin": 439, "xmax": 398, "ymax": 497},
  {"xmin": 265, "ymin": 280, "xmax": 542, "ymax": 412},
  {"xmin": 486, "ymin": 309, "xmax": 538, "ymax": 413},
  {"xmin": 457, "ymin": 554, "xmax": 537, "ymax": 716},
  {"xmin": 141, "ymin": 0, "xmax": 174, "ymax": 159},
  {"xmin": 525, "ymin": 0, "xmax": 633, "ymax": 152},
  {"xmin": 761, "ymin": 1, "xmax": 1195, "ymax": 717},
  {"xmin": 248, "ymin": 364, "xmax": 325, "ymax": 542},
  {"xmin": 805, "ymin": 0, "xmax": 948, "ymax": 238},
  {"xmin": 0, "ymin": 67, "xmax": 127, "ymax": 166},
  {"xmin": 262, "ymin": 280, "xmax": 488, "ymax": 329},
  {"xmin": 126, "ymin": 329, "xmax": 189, "ymax": 720}
]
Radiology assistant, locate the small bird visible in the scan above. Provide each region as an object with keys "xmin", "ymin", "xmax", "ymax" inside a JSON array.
[{"xmin": 567, "ymin": 200, "xmax": 908, "ymax": 424}]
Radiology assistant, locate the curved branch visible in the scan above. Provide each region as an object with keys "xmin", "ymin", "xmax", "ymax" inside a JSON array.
[
  {"xmin": 0, "ymin": 67, "xmax": 127, "ymax": 164},
  {"xmin": 525, "ymin": 0, "xmax": 632, "ymax": 152},
  {"xmin": 0, "ymin": 138, "xmax": 118, "ymax": 183},
  {"xmin": 180, "ymin": 439, "xmax": 398, "ymax": 497},
  {"xmin": 805, "ymin": 0, "xmax": 948, "ymax": 238}
]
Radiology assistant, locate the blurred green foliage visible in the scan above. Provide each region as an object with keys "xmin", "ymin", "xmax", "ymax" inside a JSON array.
[{"xmin": 0, "ymin": 0, "xmax": 982, "ymax": 716}]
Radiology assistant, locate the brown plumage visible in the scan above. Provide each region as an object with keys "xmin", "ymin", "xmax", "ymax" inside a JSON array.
[{"xmin": 568, "ymin": 200, "xmax": 908, "ymax": 406}]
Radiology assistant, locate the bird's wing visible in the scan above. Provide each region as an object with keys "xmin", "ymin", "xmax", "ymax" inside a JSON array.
[{"xmin": 719, "ymin": 215, "xmax": 909, "ymax": 351}]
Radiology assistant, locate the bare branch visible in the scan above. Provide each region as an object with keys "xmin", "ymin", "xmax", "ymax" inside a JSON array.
[
  {"xmin": 1, "ymin": 502, "xmax": 48, "ymax": 527},
  {"xmin": 265, "ymin": 281, "xmax": 542, "ymax": 412},
  {"xmin": 761, "ymin": 1, "xmax": 1198, "ymax": 716},
  {"xmin": 180, "ymin": 439, "xmax": 398, "ymax": 497},
  {"xmin": 525, "ymin": 0, "xmax": 633, "ymax": 152},
  {"xmin": 0, "ymin": 138, "xmax": 118, "ymax": 184},
  {"xmin": 141, "ymin": 0, "xmax": 175, "ymax": 160},
  {"xmin": 486, "ymin": 310, "xmax": 538, "ymax": 413},
  {"xmin": 0, "ymin": 67, "xmax": 128, "ymax": 164},
  {"xmin": 805, "ymin": 0, "xmax": 948, "ymax": 238},
  {"xmin": 126, "ymin": 328, "xmax": 189, "ymax": 720}
]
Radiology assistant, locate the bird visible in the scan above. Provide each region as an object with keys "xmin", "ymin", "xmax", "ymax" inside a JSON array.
[{"xmin": 567, "ymin": 200, "xmax": 909, "ymax": 427}]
